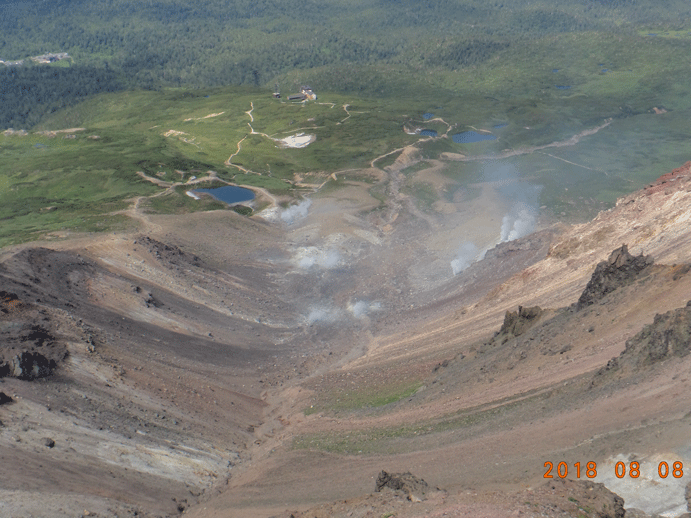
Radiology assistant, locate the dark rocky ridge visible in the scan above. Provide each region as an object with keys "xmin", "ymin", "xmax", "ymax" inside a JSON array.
[
  {"xmin": 577, "ymin": 244, "xmax": 654, "ymax": 310},
  {"xmin": 599, "ymin": 299, "xmax": 691, "ymax": 375},
  {"xmin": 0, "ymin": 290, "xmax": 66, "ymax": 380}
]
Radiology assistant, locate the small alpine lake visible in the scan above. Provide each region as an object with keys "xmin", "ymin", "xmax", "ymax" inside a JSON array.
[{"xmin": 192, "ymin": 185, "xmax": 255, "ymax": 204}]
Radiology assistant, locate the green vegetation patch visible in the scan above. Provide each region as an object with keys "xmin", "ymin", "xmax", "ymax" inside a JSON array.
[
  {"xmin": 296, "ymin": 390, "xmax": 550, "ymax": 455},
  {"xmin": 0, "ymin": 127, "xmax": 217, "ymax": 247},
  {"xmin": 305, "ymin": 380, "xmax": 423, "ymax": 416},
  {"xmin": 401, "ymin": 161, "xmax": 433, "ymax": 177},
  {"xmin": 144, "ymin": 184, "xmax": 228, "ymax": 215},
  {"xmin": 402, "ymin": 181, "xmax": 438, "ymax": 212}
]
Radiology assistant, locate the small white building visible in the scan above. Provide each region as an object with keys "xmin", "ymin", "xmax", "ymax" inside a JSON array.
[{"xmin": 300, "ymin": 86, "xmax": 317, "ymax": 101}]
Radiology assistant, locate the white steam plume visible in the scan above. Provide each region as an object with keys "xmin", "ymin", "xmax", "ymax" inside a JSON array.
[
  {"xmin": 347, "ymin": 300, "xmax": 382, "ymax": 318},
  {"xmin": 281, "ymin": 199, "xmax": 312, "ymax": 225},
  {"xmin": 451, "ymin": 241, "xmax": 480, "ymax": 275},
  {"xmin": 500, "ymin": 204, "xmax": 537, "ymax": 242},
  {"xmin": 295, "ymin": 247, "xmax": 341, "ymax": 269},
  {"xmin": 481, "ymin": 161, "xmax": 542, "ymax": 243},
  {"xmin": 306, "ymin": 306, "xmax": 340, "ymax": 324}
]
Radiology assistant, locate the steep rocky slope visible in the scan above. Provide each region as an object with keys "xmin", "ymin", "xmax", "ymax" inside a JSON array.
[
  {"xmin": 2, "ymin": 161, "xmax": 691, "ymax": 517},
  {"xmin": 188, "ymin": 162, "xmax": 691, "ymax": 518}
]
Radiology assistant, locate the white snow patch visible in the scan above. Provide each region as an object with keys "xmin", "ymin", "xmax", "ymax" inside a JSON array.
[
  {"xmin": 163, "ymin": 129, "xmax": 187, "ymax": 138},
  {"xmin": 185, "ymin": 191, "xmax": 200, "ymax": 200},
  {"xmin": 278, "ymin": 132, "xmax": 315, "ymax": 148}
]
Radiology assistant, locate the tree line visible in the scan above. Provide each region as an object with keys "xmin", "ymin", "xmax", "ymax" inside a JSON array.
[{"xmin": 1, "ymin": 0, "xmax": 689, "ymax": 128}]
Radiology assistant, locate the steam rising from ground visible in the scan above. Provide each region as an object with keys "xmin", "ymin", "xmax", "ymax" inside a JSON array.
[
  {"xmin": 306, "ymin": 307, "xmax": 340, "ymax": 324},
  {"xmin": 450, "ymin": 162, "xmax": 541, "ymax": 274},
  {"xmin": 451, "ymin": 241, "xmax": 481, "ymax": 275},
  {"xmin": 295, "ymin": 247, "xmax": 341, "ymax": 269},
  {"xmin": 305, "ymin": 300, "xmax": 382, "ymax": 324},
  {"xmin": 347, "ymin": 300, "xmax": 382, "ymax": 318},
  {"xmin": 500, "ymin": 203, "xmax": 538, "ymax": 242},
  {"xmin": 482, "ymin": 161, "xmax": 542, "ymax": 243},
  {"xmin": 280, "ymin": 199, "xmax": 312, "ymax": 225}
]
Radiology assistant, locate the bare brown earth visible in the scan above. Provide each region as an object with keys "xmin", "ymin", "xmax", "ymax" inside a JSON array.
[{"xmin": 2, "ymin": 160, "xmax": 691, "ymax": 517}]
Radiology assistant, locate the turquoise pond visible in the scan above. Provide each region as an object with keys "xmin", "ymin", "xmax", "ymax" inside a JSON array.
[{"xmin": 193, "ymin": 185, "xmax": 255, "ymax": 204}]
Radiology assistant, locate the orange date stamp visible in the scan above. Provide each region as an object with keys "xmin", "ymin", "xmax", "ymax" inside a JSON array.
[{"xmin": 544, "ymin": 460, "xmax": 684, "ymax": 479}]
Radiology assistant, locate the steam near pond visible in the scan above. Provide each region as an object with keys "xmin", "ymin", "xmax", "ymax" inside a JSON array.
[{"xmin": 280, "ymin": 199, "xmax": 312, "ymax": 225}]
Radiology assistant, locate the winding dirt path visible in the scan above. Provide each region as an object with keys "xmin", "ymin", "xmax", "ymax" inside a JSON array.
[
  {"xmin": 225, "ymin": 136, "xmax": 248, "ymax": 168},
  {"xmin": 340, "ymin": 104, "xmax": 352, "ymax": 124}
]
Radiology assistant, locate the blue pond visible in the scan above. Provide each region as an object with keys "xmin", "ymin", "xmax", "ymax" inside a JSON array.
[
  {"xmin": 552, "ymin": 69, "xmax": 559, "ymax": 73},
  {"xmin": 422, "ymin": 112, "xmax": 435, "ymax": 120},
  {"xmin": 556, "ymin": 85, "xmax": 572, "ymax": 90},
  {"xmin": 420, "ymin": 129, "xmax": 438, "ymax": 137},
  {"xmin": 194, "ymin": 185, "xmax": 255, "ymax": 204},
  {"xmin": 494, "ymin": 123, "xmax": 508, "ymax": 129},
  {"xmin": 452, "ymin": 131, "xmax": 497, "ymax": 144}
]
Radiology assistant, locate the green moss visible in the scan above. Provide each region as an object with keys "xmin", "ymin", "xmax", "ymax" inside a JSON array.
[
  {"xmin": 402, "ymin": 181, "xmax": 438, "ymax": 211},
  {"xmin": 305, "ymin": 381, "xmax": 423, "ymax": 416},
  {"xmin": 295, "ymin": 389, "xmax": 550, "ymax": 455}
]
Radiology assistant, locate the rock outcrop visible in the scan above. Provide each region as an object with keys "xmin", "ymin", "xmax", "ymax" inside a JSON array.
[
  {"xmin": 374, "ymin": 470, "xmax": 442, "ymax": 502},
  {"xmin": 0, "ymin": 292, "xmax": 66, "ymax": 380},
  {"xmin": 577, "ymin": 244, "xmax": 654, "ymax": 309},
  {"xmin": 599, "ymin": 300, "xmax": 691, "ymax": 375},
  {"xmin": 497, "ymin": 305, "xmax": 543, "ymax": 342}
]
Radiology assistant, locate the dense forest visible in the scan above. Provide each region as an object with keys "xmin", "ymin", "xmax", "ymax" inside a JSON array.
[
  {"xmin": 1, "ymin": 0, "xmax": 690, "ymax": 128},
  {"xmin": 0, "ymin": 66, "xmax": 122, "ymax": 129}
]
